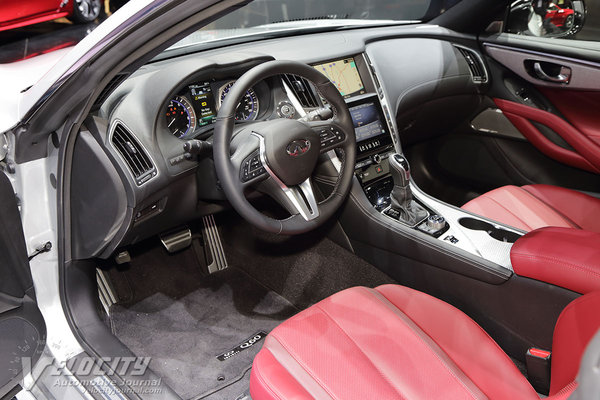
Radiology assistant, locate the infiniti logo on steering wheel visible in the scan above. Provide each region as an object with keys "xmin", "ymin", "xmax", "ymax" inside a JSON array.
[{"xmin": 286, "ymin": 139, "xmax": 311, "ymax": 157}]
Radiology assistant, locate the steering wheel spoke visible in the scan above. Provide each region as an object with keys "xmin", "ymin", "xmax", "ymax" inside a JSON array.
[{"xmin": 283, "ymin": 178, "xmax": 320, "ymax": 221}]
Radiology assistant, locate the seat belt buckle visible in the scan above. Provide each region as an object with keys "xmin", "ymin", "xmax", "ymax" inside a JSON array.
[{"xmin": 526, "ymin": 347, "xmax": 551, "ymax": 395}]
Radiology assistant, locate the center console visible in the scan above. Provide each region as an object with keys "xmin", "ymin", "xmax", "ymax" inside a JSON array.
[
  {"xmin": 333, "ymin": 53, "xmax": 525, "ymax": 272},
  {"xmin": 349, "ymin": 95, "xmax": 449, "ymax": 238}
]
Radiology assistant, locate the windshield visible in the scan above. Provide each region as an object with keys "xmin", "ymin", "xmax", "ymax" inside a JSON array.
[{"xmin": 165, "ymin": 0, "xmax": 462, "ymax": 54}]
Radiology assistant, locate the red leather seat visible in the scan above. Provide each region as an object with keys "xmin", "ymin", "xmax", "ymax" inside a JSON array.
[
  {"xmin": 461, "ymin": 184, "xmax": 600, "ymax": 233},
  {"xmin": 250, "ymin": 285, "xmax": 600, "ymax": 400}
]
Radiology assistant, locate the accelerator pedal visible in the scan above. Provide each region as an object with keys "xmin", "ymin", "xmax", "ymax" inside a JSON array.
[{"xmin": 202, "ymin": 214, "xmax": 228, "ymax": 274}]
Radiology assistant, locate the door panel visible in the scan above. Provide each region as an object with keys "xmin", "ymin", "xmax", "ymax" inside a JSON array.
[
  {"xmin": 0, "ymin": 172, "xmax": 46, "ymax": 398},
  {"xmin": 494, "ymin": 97, "xmax": 600, "ymax": 173},
  {"xmin": 479, "ymin": 34, "xmax": 600, "ymax": 179},
  {"xmin": 537, "ymin": 88, "xmax": 600, "ymax": 144}
]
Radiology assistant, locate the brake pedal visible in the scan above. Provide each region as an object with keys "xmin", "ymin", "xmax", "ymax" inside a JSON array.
[
  {"xmin": 202, "ymin": 214, "xmax": 228, "ymax": 273},
  {"xmin": 160, "ymin": 227, "xmax": 192, "ymax": 253}
]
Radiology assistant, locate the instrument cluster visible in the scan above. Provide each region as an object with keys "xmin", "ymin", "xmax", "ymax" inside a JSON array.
[{"xmin": 164, "ymin": 79, "xmax": 262, "ymax": 139}]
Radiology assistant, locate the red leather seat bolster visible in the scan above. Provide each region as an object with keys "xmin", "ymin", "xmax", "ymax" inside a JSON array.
[
  {"xmin": 461, "ymin": 184, "xmax": 600, "ymax": 233},
  {"xmin": 250, "ymin": 285, "xmax": 538, "ymax": 400},
  {"xmin": 511, "ymin": 227, "xmax": 600, "ymax": 294},
  {"xmin": 550, "ymin": 292, "xmax": 600, "ymax": 395},
  {"xmin": 522, "ymin": 184, "xmax": 600, "ymax": 233},
  {"xmin": 461, "ymin": 185, "xmax": 576, "ymax": 232}
]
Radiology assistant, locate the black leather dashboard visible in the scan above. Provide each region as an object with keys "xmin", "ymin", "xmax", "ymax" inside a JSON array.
[{"xmin": 73, "ymin": 24, "xmax": 485, "ymax": 259}]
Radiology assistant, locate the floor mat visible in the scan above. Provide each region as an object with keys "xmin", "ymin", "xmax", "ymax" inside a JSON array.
[
  {"xmin": 221, "ymin": 219, "xmax": 396, "ymax": 309},
  {"xmin": 109, "ymin": 266, "xmax": 297, "ymax": 400}
]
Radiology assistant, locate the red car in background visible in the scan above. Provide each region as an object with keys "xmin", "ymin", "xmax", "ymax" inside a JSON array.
[
  {"xmin": 545, "ymin": 2, "xmax": 575, "ymax": 27},
  {"xmin": 0, "ymin": 0, "xmax": 102, "ymax": 32}
]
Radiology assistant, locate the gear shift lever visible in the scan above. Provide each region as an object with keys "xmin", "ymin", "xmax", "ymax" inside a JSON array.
[{"xmin": 387, "ymin": 154, "xmax": 428, "ymax": 225}]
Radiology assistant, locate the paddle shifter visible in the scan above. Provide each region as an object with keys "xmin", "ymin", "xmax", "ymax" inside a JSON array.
[{"xmin": 387, "ymin": 154, "xmax": 428, "ymax": 226}]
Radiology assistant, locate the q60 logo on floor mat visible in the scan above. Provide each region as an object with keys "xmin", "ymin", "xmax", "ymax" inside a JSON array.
[{"xmin": 216, "ymin": 331, "xmax": 268, "ymax": 361}]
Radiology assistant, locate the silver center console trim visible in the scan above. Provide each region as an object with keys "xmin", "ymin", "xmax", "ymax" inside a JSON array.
[{"xmin": 411, "ymin": 182, "xmax": 522, "ymax": 270}]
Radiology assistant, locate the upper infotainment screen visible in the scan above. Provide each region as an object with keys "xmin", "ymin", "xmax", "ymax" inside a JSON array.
[
  {"xmin": 349, "ymin": 102, "xmax": 387, "ymax": 142},
  {"xmin": 313, "ymin": 57, "xmax": 365, "ymax": 98}
]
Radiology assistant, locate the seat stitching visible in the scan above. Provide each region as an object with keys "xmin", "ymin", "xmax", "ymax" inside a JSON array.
[
  {"xmin": 552, "ymin": 380, "xmax": 577, "ymax": 397},
  {"xmin": 519, "ymin": 187, "xmax": 581, "ymax": 229},
  {"xmin": 364, "ymin": 288, "xmax": 485, "ymax": 400},
  {"xmin": 269, "ymin": 333, "xmax": 338, "ymax": 400},
  {"xmin": 484, "ymin": 195, "xmax": 534, "ymax": 230},
  {"xmin": 313, "ymin": 303, "xmax": 408, "ymax": 400}
]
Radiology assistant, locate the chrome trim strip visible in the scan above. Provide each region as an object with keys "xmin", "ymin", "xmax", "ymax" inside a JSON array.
[
  {"xmin": 361, "ymin": 51, "xmax": 401, "ymax": 152},
  {"xmin": 281, "ymin": 79, "xmax": 307, "ymax": 118}
]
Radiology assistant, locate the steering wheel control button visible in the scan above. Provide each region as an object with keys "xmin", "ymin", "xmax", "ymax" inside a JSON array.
[
  {"xmin": 241, "ymin": 151, "xmax": 266, "ymax": 182},
  {"xmin": 319, "ymin": 126, "xmax": 345, "ymax": 149}
]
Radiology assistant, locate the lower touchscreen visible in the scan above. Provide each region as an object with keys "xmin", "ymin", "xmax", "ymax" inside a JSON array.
[{"xmin": 349, "ymin": 102, "xmax": 387, "ymax": 142}]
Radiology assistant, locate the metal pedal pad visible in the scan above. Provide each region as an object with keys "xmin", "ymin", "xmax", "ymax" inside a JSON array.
[
  {"xmin": 97, "ymin": 269, "xmax": 118, "ymax": 315},
  {"xmin": 202, "ymin": 214, "xmax": 228, "ymax": 274},
  {"xmin": 160, "ymin": 227, "xmax": 192, "ymax": 253}
]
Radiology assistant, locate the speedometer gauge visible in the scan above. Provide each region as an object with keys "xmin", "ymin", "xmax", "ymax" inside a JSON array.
[
  {"xmin": 218, "ymin": 81, "xmax": 259, "ymax": 121},
  {"xmin": 165, "ymin": 95, "xmax": 196, "ymax": 138}
]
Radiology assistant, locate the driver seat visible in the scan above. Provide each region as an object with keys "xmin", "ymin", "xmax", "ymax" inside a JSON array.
[{"xmin": 250, "ymin": 285, "xmax": 600, "ymax": 399}]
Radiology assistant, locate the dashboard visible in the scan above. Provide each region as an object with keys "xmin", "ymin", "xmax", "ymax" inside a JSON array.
[
  {"xmin": 162, "ymin": 56, "xmax": 369, "ymax": 140},
  {"xmin": 74, "ymin": 25, "xmax": 483, "ymax": 259}
]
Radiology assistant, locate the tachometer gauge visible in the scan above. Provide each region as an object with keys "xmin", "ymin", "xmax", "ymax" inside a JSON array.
[
  {"xmin": 165, "ymin": 95, "xmax": 197, "ymax": 138},
  {"xmin": 218, "ymin": 81, "xmax": 259, "ymax": 121}
]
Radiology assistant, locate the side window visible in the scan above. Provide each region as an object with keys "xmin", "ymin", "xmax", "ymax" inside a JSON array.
[{"xmin": 505, "ymin": 0, "xmax": 596, "ymax": 40}]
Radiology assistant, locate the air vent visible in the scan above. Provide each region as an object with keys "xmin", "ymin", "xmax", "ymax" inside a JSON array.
[
  {"xmin": 455, "ymin": 46, "xmax": 487, "ymax": 83},
  {"xmin": 282, "ymin": 74, "xmax": 320, "ymax": 108},
  {"xmin": 92, "ymin": 73, "xmax": 129, "ymax": 111},
  {"xmin": 111, "ymin": 122, "xmax": 156, "ymax": 186}
]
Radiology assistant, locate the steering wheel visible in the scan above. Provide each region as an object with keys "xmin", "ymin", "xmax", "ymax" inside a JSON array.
[{"xmin": 213, "ymin": 60, "xmax": 356, "ymax": 235}]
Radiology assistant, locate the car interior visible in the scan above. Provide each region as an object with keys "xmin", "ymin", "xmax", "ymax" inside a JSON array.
[{"xmin": 6, "ymin": 0, "xmax": 598, "ymax": 399}]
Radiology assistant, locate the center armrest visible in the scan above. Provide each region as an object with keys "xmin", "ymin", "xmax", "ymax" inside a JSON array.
[{"xmin": 510, "ymin": 227, "xmax": 600, "ymax": 294}]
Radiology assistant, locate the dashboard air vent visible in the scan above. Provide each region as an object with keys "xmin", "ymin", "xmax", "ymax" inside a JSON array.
[
  {"xmin": 111, "ymin": 123, "xmax": 156, "ymax": 186},
  {"xmin": 282, "ymin": 74, "xmax": 320, "ymax": 108},
  {"xmin": 455, "ymin": 46, "xmax": 487, "ymax": 83}
]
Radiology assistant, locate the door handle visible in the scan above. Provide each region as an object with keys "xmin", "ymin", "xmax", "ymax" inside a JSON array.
[{"xmin": 532, "ymin": 62, "xmax": 571, "ymax": 84}]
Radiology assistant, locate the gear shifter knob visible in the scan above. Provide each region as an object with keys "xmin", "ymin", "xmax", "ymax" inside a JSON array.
[
  {"xmin": 388, "ymin": 154, "xmax": 411, "ymax": 188},
  {"xmin": 386, "ymin": 153, "xmax": 429, "ymax": 226}
]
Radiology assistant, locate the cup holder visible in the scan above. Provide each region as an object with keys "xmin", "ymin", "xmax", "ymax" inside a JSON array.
[{"xmin": 458, "ymin": 217, "xmax": 521, "ymax": 243}]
